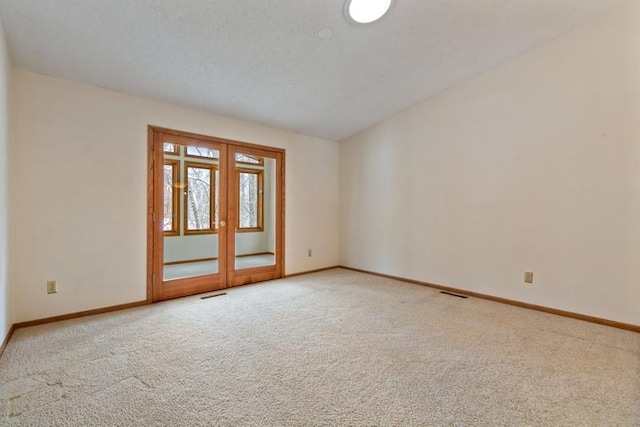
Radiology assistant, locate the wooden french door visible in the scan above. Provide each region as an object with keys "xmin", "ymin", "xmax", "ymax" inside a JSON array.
[
  {"xmin": 147, "ymin": 126, "xmax": 284, "ymax": 302},
  {"xmin": 227, "ymin": 144, "xmax": 284, "ymax": 287}
]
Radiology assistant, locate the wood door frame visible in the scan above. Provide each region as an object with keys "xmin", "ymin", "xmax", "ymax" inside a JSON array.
[{"xmin": 147, "ymin": 126, "xmax": 286, "ymax": 303}]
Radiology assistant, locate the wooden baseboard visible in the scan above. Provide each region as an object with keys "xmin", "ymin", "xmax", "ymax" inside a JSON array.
[
  {"xmin": 0, "ymin": 324, "xmax": 16, "ymax": 359},
  {"xmin": 13, "ymin": 300, "xmax": 149, "ymax": 329},
  {"xmin": 285, "ymin": 266, "xmax": 340, "ymax": 278},
  {"xmin": 164, "ymin": 257, "xmax": 218, "ymax": 266},
  {"xmin": 236, "ymin": 252, "xmax": 275, "ymax": 258},
  {"xmin": 164, "ymin": 253, "xmax": 275, "ymax": 266},
  {"xmin": 9, "ymin": 266, "xmax": 331, "ymax": 332},
  {"xmin": 340, "ymin": 266, "xmax": 640, "ymax": 333}
]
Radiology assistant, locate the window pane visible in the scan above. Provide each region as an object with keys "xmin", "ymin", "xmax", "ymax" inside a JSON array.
[
  {"xmin": 186, "ymin": 146, "xmax": 219, "ymax": 159},
  {"xmin": 187, "ymin": 167, "xmax": 212, "ymax": 230},
  {"xmin": 163, "ymin": 143, "xmax": 178, "ymax": 154},
  {"xmin": 163, "ymin": 164, "xmax": 174, "ymax": 231},
  {"xmin": 236, "ymin": 153, "xmax": 262, "ymax": 165},
  {"xmin": 239, "ymin": 172, "xmax": 258, "ymax": 228}
]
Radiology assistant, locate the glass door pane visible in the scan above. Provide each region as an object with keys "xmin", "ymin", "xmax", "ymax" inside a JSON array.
[
  {"xmin": 234, "ymin": 152, "xmax": 276, "ymax": 270},
  {"xmin": 162, "ymin": 141, "xmax": 221, "ymax": 281}
]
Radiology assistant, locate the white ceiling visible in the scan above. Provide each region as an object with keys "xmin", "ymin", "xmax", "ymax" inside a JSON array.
[{"xmin": 0, "ymin": 0, "xmax": 629, "ymax": 141}]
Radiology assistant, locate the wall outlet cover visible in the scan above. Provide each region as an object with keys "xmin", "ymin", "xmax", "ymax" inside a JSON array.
[{"xmin": 47, "ymin": 280, "xmax": 58, "ymax": 294}]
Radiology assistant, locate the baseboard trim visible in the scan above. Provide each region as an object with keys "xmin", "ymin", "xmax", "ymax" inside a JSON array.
[
  {"xmin": 13, "ymin": 300, "xmax": 149, "ymax": 329},
  {"xmin": 340, "ymin": 266, "xmax": 640, "ymax": 333},
  {"xmin": 0, "ymin": 324, "xmax": 16, "ymax": 359},
  {"xmin": 164, "ymin": 257, "xmax": 218, "ymax": 266},
  {"xmin": 285, "ymin": 266, "xmax": 340, "ymax": 278},
  {"xmin": 10, "ymin": 267, "xmax": 338, "ymax": 331},
  {"xmin": 164, "ymin": 253, "xmax": 276, "ymax": 266},
  {"xmin": 237, "ymin": 252, "xmax": 275, "ymax": 258}
]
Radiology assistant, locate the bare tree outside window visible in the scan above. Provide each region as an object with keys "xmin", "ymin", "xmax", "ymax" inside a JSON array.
[
  {"xmin": 187, "ymin": 166, "xmax": 213, "ymax": 231},
  {"xmin": 163, "ymin": 144, "xmax": 218, "ymax": 236},
  {"xmin": 238, "ymin": 170, "xmax": 262, "ymax": 229},
  {"xmin": 164, "ymin": 146, "xmax": 265, "ymax": 234},
  {"xmin": 163, "ymin": 162, "xmax": 177, "ymax": 232},
  {"xmin": 163, "ymin": 143, "xmax": 178, "ymax": 154},
  {"xmin": 236, "ymin": 153, "xmax": 263, "ymax": 165},
  {"xmin": 187, "ymin": 146, "xmax": 218, "ymax": 159}
]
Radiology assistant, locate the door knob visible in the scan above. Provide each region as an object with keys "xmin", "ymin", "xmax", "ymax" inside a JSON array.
[{"xmin": 219, "ymin": 221, "xmax": 226, "ymax": 227}]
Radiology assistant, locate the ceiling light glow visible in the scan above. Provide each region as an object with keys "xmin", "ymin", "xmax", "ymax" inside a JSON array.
[{"xmin": 346, "ymin": 0, "xmax": 393, "ymax": 24}]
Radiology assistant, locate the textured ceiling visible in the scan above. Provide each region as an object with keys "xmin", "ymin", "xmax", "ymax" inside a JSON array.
[{"xmin": 0, "ymin": 0, "xmax": 629, "ymax": 141}]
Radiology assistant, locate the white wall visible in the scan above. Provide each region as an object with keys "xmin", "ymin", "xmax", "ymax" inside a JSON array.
[
  {"xmin": 340, "ymin": 1, "xmax": 640, "ymax": 326},
  {"xmin": 163, "ymin": 232, "xmax": 274, "ymax": 263},
  {"xmin": 0, "ymin": 21, "xmax": 11, "ymax": 342},
  {"xmin": 10, "ymin": 69, "xmax": 340, "ymax": 323},
  {"xmin": 164, "ymin": 235, "xmax": 218, "ymax": 263}
]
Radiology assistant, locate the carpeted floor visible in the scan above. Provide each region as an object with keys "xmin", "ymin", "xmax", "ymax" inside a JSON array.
[{"xmin": 1, "ymin": 268, "xmax": 639, "ymax": 426}]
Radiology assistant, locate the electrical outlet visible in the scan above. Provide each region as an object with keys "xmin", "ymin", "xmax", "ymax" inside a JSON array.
[
  {"xmin": 47, "ymin": 280, "xmax": 58, "ymax": 294},
  {"xmin": 524, "ymin": 272, "xmax": 534, "ymax": 284},
  {"xmin": 308, "ymin": 248, "xmax": 312, "ymax": 257}
]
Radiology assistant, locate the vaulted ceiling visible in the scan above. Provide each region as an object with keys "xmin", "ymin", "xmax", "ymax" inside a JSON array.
[{"xmin": 0, "ymin": 0, "xmax": 629, "ymax": 141}]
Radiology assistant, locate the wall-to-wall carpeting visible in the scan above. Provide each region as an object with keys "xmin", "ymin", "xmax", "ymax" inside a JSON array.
[{"xmin": 1, "ymin": 269, "xmax": 638, "ymax": 425}]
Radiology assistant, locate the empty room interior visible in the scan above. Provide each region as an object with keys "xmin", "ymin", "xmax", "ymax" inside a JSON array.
[{"xmin": 0, "ymin": 0, "xmax": 639, "ymax": 425}]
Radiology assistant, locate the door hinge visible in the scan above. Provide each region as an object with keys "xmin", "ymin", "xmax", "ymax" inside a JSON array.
[{"xmin": 153, "ymin": 212, "xmax": 156, "ymax": 222}]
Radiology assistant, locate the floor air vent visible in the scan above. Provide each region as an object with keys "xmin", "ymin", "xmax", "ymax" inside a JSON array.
[
  {"xmin": 440, "ymin": 291, "xmax": 468, "ymax": 299},
  {"xmin": 201, "ymin": 292, "xmax": 227, "ymax": 300}
]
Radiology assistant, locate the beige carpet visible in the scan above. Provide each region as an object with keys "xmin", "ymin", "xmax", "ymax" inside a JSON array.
[{"xmin": 1, "ymin": 268, "xmax": 638, "ymax": 426}]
